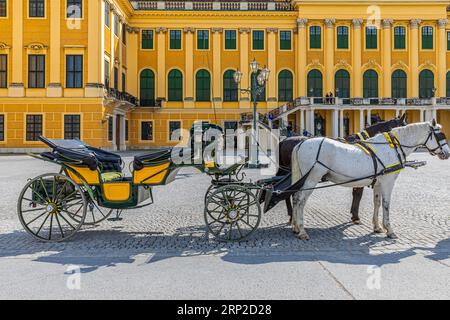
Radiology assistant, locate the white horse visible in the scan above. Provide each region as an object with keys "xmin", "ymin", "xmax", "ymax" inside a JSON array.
[{"xmin": 291, "ymin": 120, "xmax": 450, "ymax": 240}]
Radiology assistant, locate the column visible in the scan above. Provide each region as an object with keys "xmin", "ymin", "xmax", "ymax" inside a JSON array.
[
  {"xmin": 359, "ymin": 109, "xmax": 365, "ymax": 131},
  {"xmin": 118, "ymin": 18, "xmax": 124, "ymax": 90},
  {"xmin": 410, "ymin": 19, "xmax": 421, "ymax": 97},
  {"xmin": 366, "ymin": 108, "xmax": 371, "ymax": 126},
  {"xmin": 324, "ymin": 19, "xmax": 335, "ymax": 93},
  {"xmin": 382, "ymin": 19, "xmax": 393, "ymax": 98},
  {"xmin": 267, "ymin": 28, "xmax": 278, "ymax": 108},
  {"xmin": 339, "ymin": 110, "xmax": 344, "ymax": 137},
  {"xmin": 212, "ymin": 28, "xmax": 223, "ymax": 108},
  {"xmin": 156, "ymin": 27, "xmax": 167, "ymax": 105},
  {"xmin": 110, "ymin": 7, "xmax": 115, "ymax": 91},
  {"xmin": 86, "ymin": 0, "xmax": 105, "ymax": 97},
  {"xmin": 184, "ymin": 27, "xmax": 195, "ymax": 108},
  {"xmin": 239, "ymin": 28, "xmax": 250, "ymax": 108},
  {"xmin": 352, "ymin": 19, "xmax": 363, "ymax": 97},
  {"xmin": 438, "ymin": 19, "xmax": 448, "ymax": 97},
  {"xmin": 9, "ymin": 0, "xmax": 24, "ymax": 97},
  {"xmin": 332, "ymin": 108, "xmax": 339, "ymax": 138},
  {"xmin": 126, "ymin": 27, "xmax": 139, "ymax": 97},
  {"xmin": 47, "ymin": 0, "xmax": 62, "ymax": 97},
  {"xmin": 420, "ymin": 109, "xmax": 425, "ymax": 122},
  {"xmin": 300, "ymin": 109, "xmax": 305, "ymax": 132},
  {"xmin": 310, "ymin": 108, "xmax": 315, "ymax": 134},
  {"xmin": 120, "ymin": 115, "xmax": 126, "ymax": 150},
  {"xmin": 297, "ymin": 19, "xmax": 308, "ymax": 97}
]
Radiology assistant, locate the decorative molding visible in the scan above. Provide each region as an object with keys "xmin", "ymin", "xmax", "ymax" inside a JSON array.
[
  {"xmin": 266, "ymin": 27, "xmax": 278, "ymax": 33},
  {"xmin": 324, "ymin": 18, "xmax": 336, "ymax": 28},
  {"xmin": 156, "ymin": 27, "xmax": 167, "ymax": 34},
  {"xmin": 352, "ymin": 19, "xmax": 363, "ymax": 28},
  {"xmin": 410, "ymin": 19, "xmax": 422, "ymax": 29},
  {"xmin": 24, "ymin": 43, "xmax": 48, "ymax": 51},
  {"xmin": 211, "ymin": 27, "xmax": 223, "ymax": 34},
  {"xmin": 297, "ymin": 18, "xmax": 308, "ymax": 29},
  {"xmin": 183, "ymin": 27, "xmax": 195, "ymax": 33},
  {"xmin": 391, "ymin": 60, "xmax": 409, "ymax": 72},
  {"xmin": 362, "ymin": 58, "xmax": 382, "ymax": 72},
  {"xmin": 334, "ymin": 59, "xmax": 353, "ymax": 72},
  {"xmin": 382, "ymin": 19, "xmax": 394, "ymax": 28},
  {"xmin": 0, "ymin": 42, "xmax": 10, "ymax": 50},
  {"xmin": 307, "ymin": 59, "xmax": 325, "ymax": 72},
  {"xmin": 419, "ymin": 60, "xmax": 437, "ymax": 71},
  {"xmin": 239, "ymin": 28, "xmax": 251, "ymax": 34},
  {"xmin": 126, "ymin": 26, "xmax": 140, "ymax": 34},
  {"xmin": 438, "ymin": 19, "xmax": 449, "ymax": 28}
]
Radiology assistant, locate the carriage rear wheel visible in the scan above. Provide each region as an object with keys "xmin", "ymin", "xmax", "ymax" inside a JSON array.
[
  {"xmin": 204, "ymin": 178, "xmax": 238, "ymax": 205},
  {"xmin": 204, "ymin": 185, "xmax": 261, "ymax": 242},
  {"xmin": 73, "ymin": 189, "xmax": 113, "ymax": 225},
  {"xmin": 17, "ymin": 173, "xmax": 87, "ymax": 242}
]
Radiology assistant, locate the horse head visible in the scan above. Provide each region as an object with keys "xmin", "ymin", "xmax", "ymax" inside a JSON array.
[{"xmin": 424, "ymin": 119, "xmax": 450, "ymax": 160}]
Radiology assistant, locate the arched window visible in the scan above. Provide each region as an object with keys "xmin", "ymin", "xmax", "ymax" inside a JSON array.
[
  {"xmin": 335, "ymin": 70, "xmax": 350, "ymax": 98},
  {"xmin": 363, "ymin": 69, "xmax": 378, "ymax": 98},
  {"xmin": 307, "ymin": 69, "xmax": 323, "ymax": 98},
  {"xmin": 223, "ymin": 70, "xmax": 238, "ymax": 102},
  {"xmin": 446, "ymin": 71, "xmax": 450, "ymax": 98},
  {"xmin": 196, "ymin": 69, "xmax": 211, "ymax": 101},
  {"xmin": 419, "ymin": 69, "xmax": 435, "ymax": 98},
  {"xmin": 251, "ymin": 72, "xmax": 266, "ymax": 101},
  {"xmin": 392, "ymin": 70, "xmax": 407, "ymax": 98},
  {"xmin": 278, "ymin": 70, "xmax": 293, "ymax": 102},
  {"xmin": 140, "ymin": 69, "xmax": 155, "ymax": 106},
  {"xmin": 168, "ymin": 69, "xmax": 183, "ymax": 101}
]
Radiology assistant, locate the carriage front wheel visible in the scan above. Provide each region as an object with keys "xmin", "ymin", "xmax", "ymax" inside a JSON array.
[
  {"xmin": 17, "ymin": 173, "xmax": 87, "ymax": 242},
  {"xmin": 204, "ymin": 185, "xmax": 261, "ymax": 242}
]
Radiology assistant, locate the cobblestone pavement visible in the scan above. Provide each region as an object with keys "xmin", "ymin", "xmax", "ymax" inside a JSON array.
[{"xmin": 0, "ymin": 153, "xmax": 449, "ymax": 299}]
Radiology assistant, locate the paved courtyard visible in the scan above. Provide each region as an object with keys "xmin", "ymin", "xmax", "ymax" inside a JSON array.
[{"xmin": 0, "ymin": 152, "xmax": 449, "ymax": 299}]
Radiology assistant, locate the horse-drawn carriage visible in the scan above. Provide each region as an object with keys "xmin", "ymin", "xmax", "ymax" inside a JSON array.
[{"xmin": 18, "ymin": 123, "xmax": 278, "ymax": 242}]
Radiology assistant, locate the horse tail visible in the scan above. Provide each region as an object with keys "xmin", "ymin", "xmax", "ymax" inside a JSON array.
[{"xmin": 291, "ymin": 142, "xmax": 302, "ymax": 186}]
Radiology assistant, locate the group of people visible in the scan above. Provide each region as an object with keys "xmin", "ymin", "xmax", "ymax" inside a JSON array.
[{"xmin": 324, "ymin": 92, "xmax": 335, "ymax": 104}]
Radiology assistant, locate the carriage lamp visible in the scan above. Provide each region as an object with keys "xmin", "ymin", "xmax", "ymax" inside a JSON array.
[
  {"xmin": 233, "ymin": 69, "xmax": 243, "ymax": 84},
  {"xmin": 257, "ymin": 72, "xmax": 265, "ymax": 86},
  {"xmin": 432, "ymin": 87, "xmax": 437, "ymax": 97}
]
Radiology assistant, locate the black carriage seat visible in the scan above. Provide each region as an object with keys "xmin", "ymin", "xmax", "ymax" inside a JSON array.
[
  {"xmin": 38, "ymin": 136, "xmax": 123, "ymax": 173},
  {"xmin": 133, "ymin": 148, "xmax": 172, "ymax": 171}
]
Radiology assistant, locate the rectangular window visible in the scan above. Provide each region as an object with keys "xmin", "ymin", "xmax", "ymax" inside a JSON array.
[
  {"xmin": 252, "ymin": 31, "xmax": 264, "ymax": 50},
  {"xmin": 170, "ymin": 30, "xmax": 182, "ymax": 50},
  {"xmin": 64, "ymin": 115, "xmax": 81, "ymax": 140},
  {"xmin": 122, "ymin": 23, "xmax": 127, "ymax": 45},
  {"xmin": 26, "ymin": 115, "xmax": 43, "ymax": 141},
  {"xmin": 141, "ymin": 121, "xmax": 153, "ymax": 141},
  {"xmin": 447, "ymin": 32, "xmax": 450, "ymax": 51},
  {"xmin": 225, "ymin": 30, "xmax": 236, "ymax": 50},
  {"xmin": 309, "ymin": 26, "xmax": 321, "ymax": 49},
  {"xmin": 28, "ymin": 55, "xmax": 45, "ymax": 88},
  {"xmin": 122, "ymin": 73, "xmax": 126, "ymax": 92},
  {"xmin": 0, "ymin": 55, "xmax": 6, "ymax": 88},
  {"xmin": 0, "ymin": 115, "xmax": 4, "ymax": 141},
  {"xmin": 125, "ymin": 119, "xmax": 129, "ymax": 141},
  {"xmin": 142, "ymin": 30, "xmax": 154, "ymax": 49},
  {"xmin": 169, "ymin": 121, "xmax": 181, "ymax": 141},
  {"xmin": 366, "ymin": 26, "xmax": 378, "ymax": 49},
  {"xmin": 0, "ymin": 0, "xmax": 7, "ymax": 17},
  {"xmin": 422, "ymin": 26, "xmax": 434, "ymax": 50},
  {"xmin": 197, "ymin": 30, "xmax": 209, "ymax": 50},
  {"xmin": 280, "ymin": 31, "xmax": 292, "ymax": 50},
  {"xmin": 29, "ymin": 0, "xmax": 44, "ymax": 18},
  {"xmin": 114, "ymin": 14, "xmax": 119, "ymax": 36},
  {"xmin": 337, "ymin": 26, "xmax": 349, "ymax": 49},
  {"xmin": 104, "ymin": 60, "xmax": 110, "ymax": 88},
  {"xmin": 107, "ymin": 116, "xmax": 113, "ymax": 141},
  {"xmin": 114, "ymin": 67, "xmax": 118, "ymax": 90},
  {"xmin": 104, "ymin": 1, "xmax": 110, "ymax": 27},
  {"xmin": 67, "ymin": 0, "xmax": 82, "ymax": 18},
  {"xmin": 394, "ymin": 26, "xmax": 406, "ymax": 49},
  {"xmin": 66, "ymin": 55, "xmax": 83, "ymax": 88}
]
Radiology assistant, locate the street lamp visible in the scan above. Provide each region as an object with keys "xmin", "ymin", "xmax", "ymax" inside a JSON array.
[{"xmin": 234, "ymin": 59, "xmax": 270, "ymax": 168}]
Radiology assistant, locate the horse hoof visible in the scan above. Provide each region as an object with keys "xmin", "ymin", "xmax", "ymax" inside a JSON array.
[
  {"xmin": 373, "ymin": 228, "xmax": 383, "ymax": 234},
  {"xmin": 298, "ymin": 233, "xmax": 310, "ymax": 241},
  {"xmin": 387, "ymin": 233, "xmax": 398, "ymax": 239},
  {"xmin": 352, "ymin": 219, "xmax": 361, "ymax": 225}
]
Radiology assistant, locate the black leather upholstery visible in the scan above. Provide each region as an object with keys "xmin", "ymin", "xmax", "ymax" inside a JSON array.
[{"xmin": 133, "ymin": 148, "xmax": 172, "ymax": 171}]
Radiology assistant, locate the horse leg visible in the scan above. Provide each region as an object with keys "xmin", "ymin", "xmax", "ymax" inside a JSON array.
[
  {"xmin": 295, "ymin": 188, "xmax": 315, "ymax": 240},
  {"xmin": 350, "ymin": 187, "xmax": 364, "ymax": 224},
  {"xmin": 291, "ymin": 192, "xmax": 299, "ymax": 233},
  {"xmin": 286, "ymin": 197, "xmax": 293, "ymax": 224},
  {"xmin": 372, "ymin": 184, "xmax": 383, "ymax": 233},
  {"xmin": 380, "ymin": 179, "xmax": 397, "ymax": 239}
]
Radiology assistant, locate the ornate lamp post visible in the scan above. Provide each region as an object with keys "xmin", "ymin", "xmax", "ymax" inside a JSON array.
[{"xmin": 234, "ymin": 59, "xmax": 270, "ymax": 168}]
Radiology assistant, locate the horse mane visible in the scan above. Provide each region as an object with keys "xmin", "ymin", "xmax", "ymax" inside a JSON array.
[{"xmin": 367, "ymin": 122, "xmax": 430, "ymax": 142}]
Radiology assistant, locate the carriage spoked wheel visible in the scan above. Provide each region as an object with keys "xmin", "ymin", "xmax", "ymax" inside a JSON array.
[
  {"xmin": 204, "ymin": 185, "xmax": 261, "ymax": 242},
  {"xmin": 17, "ymin": 173, "xmax": 87, "ymax": 242},
  {"xmin": 204, "ymin": 178, "xmax": 237, "ymax": 205},
  {"xmin": 73, "ymin": 189, "xmax": 113, "ymax": 226}
]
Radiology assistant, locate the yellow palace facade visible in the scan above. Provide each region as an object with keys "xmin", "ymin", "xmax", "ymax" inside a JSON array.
[{"xmin": 1, "ymin": 0, "xmax": 450, "ymax": 152}]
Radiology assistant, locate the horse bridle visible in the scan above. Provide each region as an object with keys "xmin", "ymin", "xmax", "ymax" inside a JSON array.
[{"xmin": 422, "ymin": 126, "xmax": 448, "ymax": 156}]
